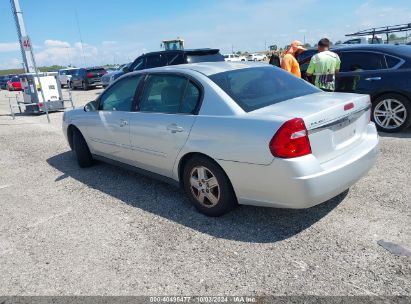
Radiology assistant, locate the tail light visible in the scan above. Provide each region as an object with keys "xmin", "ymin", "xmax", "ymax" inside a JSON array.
[
  {"xmin": 39, "ymin": 102, "xmax": 44, "ymax": 108},
  {"xmin": 86, "ymin": 73, "xmax": 94, "ymax": 77},
  {"xmin": 269, "ymin": 118, "xmax": 312, "ymax": 158}
]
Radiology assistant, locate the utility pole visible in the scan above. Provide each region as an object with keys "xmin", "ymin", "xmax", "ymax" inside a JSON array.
[
  {"xmin": 10, "ymin": 0, "xmax": 50, "ymax": 123},
  {"xmin": 10, "ymin": 0, "xmax": 34, "ymax": 73}
]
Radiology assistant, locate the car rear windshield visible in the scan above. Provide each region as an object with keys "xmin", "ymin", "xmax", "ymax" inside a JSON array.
[
  {"xmin": 186, "ymin": 54, "xmax": 224, "ymax": 63},
  {"xmin": 86, "ymin": 68, "xmax": 106, "ymax": 73},
  {"xmin": 66, "ymin": 69, "xmax": 79, "ymax": 75},
  {"xmin": 11, "ymin": 77, "xmax": 19, "ymax": 81},
  {"xmin": 209, "ymin": 66, "xmax": 320, "ymax": 112}
]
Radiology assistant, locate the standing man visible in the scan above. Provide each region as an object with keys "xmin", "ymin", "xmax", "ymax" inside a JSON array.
[
  {"xmin": 280, "ymin": 40, "xmax": 306, "ymax": 78},
  {"xmin": 306, "ymin": 38, "xmax": 341, "ymax": 92}
]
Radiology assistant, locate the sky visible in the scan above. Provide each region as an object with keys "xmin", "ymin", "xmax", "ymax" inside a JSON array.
[{"xmin": 0, "ymin": 0, "xmax": 410, "ymax": 69}]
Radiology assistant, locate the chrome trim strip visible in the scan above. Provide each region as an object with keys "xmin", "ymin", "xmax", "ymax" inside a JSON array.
[{"xmin": 308, "ymin": 104, "xmax": 371, "ymax": 134}]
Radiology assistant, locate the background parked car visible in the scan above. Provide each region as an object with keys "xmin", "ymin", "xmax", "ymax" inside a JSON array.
[
  {"xmin": 299, "ymin": 44, "xmax": 411, "ymax": 133},
  {"xmin": 102, "ymin": 63, "xmax": 131, "ymax": 88},
  {"xmin": 70, "ymin": 67, "xmax": 107, "ymax": 90},
  {"xmin": 223, "ymin": 54, "xmax": 246, "ymax": 62},
  {"xmin": 342, "ymin": 35, "xmax": 383, "ymax": 45},
  {"xmin": 58, "ymin": 68, "xmax": 79, "ymax": 88},
  {"xmin": 247, "ymin": 53, "xmax": 267, "ymax": 61},
  {"xmin": 122, "ymin": 49, "xmax": 225, "ymax": 76},
  {"xmin": 7, "ymin": 76, "xmax": 22, "ymax": 91},
  {"xmin": 0, "ymin": 75, "xmax": 12, "ymax": 90}
]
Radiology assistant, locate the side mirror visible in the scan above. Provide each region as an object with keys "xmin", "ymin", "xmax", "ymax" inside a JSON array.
[
  {"xmin": 123, "ymin": 66, "xmax": 130, "ymax": 73},
  {"xmin": 84, "ymin": 100, "xmax": 97, "ymax": 112}
]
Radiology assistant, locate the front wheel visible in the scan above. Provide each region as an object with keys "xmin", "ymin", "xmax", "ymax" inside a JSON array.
[
  {"xmin": 183, "ymin": 156, "xmax": 237, "ymax": 216},
  {"xmin": 82, "ymin": 81, "xmax": 89, "ymax": 91},
  {"xmin": 373, "ymin": 94, "xmax": 411, "ymax": 133},
  {"xmin": 73, "ymin": 129, "xmax": 94, "ymax": 168}
]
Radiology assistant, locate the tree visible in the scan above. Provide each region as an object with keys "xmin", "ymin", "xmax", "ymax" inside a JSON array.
[
  {"xmin": 335, "ymin": 40, "xmax": 342, "ymax": 45},
  {"xmin": 389, "ymin": 34, "xmax": 397, "ymax": 40},
  {"xmin": 303, "ymin": 43, "xmax": 311, "ymax": 48},
  {"xmin": 236, "ymin": 51, "xmax": 242, "ymax": 55}
]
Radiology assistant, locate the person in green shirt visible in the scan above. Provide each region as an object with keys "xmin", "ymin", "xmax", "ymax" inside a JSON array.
[{"xmin": 306, "ymin": 38, "xmax": 341, "ymax": 92}]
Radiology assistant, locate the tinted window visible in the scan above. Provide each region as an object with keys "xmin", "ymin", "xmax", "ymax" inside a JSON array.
[
  {"xmin": 11, "ymin": 77, "xmax": 19, "ymax": 82},
  {"xmin": 167, "ymin": 53, "xmax": 184, "ymax": 65},
  {"xmin": 209, "ymin": 67, "xmax": 320, "ymax": 112},
  {"xmin": 339, "ymin": 52, "xmax": 386, "ymax": 72},
  {"xmin": 67, "ymin": 69, "xmax": 78, "ymax": 75},
  {"xmin": 99, "ymin": 75, "xmax": 142, "ymax": 111},
  {"xmin": 86, "ymin": 68, "xmax": 106, "ymax": 74},
  {"xmin": 146, "ymin": 55, "xmax": 167, "ymax": 69},
  {"xmin": 186, "ymin": 54, "xmax": 224, "ymax": 63},
  {"xmin": 139, "ymin": 74, "xmax": 187, "ymax": 114},
  {"xmin": 132, "ymin": 58, "xmax": 145, "ymax": 71},
  {"xmin": 385, "ymin": 55, "xmax": 401, "ymax": 68},
  {"xmin": 343, "ymin": 39, "xmax": 361, "ymax": 44}
]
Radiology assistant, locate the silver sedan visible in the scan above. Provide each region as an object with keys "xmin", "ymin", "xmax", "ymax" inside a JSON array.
[{"xmin": 62, "ymin": 62, "xmax": 379, "ymax": 216}]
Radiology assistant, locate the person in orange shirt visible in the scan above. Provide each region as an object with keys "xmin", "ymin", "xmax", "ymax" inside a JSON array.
[{"xmin": 280, "ymin": 40, "xmax": 306, "ymax": 78}]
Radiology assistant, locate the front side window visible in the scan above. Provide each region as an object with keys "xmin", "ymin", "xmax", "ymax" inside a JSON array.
[
  {"xmin": 339, "ymin": 52, "xmax": 386, "ymax": 72},
  {"xmin": 99, "ymin": 75, "xmax": 142, "ymax": 111},
  {"xmin": 132, "ymin": 58, "xmax": 145, "ymax": 71},
  {"xmin": 209, "ymin": 66, "xmax": 319, "ymax": 112},
  {"xmin": 139, "ymin": 74, "xmax": 200, "ymax": 114}
]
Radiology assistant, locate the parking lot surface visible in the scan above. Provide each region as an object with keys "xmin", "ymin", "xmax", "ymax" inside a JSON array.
[{"xmin": 0, "ymin": 88, "xmax": 410, "ymax": 296}]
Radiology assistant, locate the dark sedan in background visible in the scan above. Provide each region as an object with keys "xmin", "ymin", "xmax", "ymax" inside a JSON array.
[
  {"xmin": 100, "ymin": 48, "xmax": 225, "ymax": 89},
  {"xmin": 71, "ymin": 67, "xmax": 107, "ymax": 90},
  {"xmin": 299, "ymin": 44, "xmax": 411, "ymax": 133}
]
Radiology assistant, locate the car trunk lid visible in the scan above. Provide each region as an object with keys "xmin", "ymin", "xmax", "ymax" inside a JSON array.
[{"xmin": 252, "ymin": 92, "xmax": 372, "ymax": 163}]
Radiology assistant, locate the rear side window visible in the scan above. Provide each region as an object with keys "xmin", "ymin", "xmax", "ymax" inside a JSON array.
[
  {"xmin": 385, "ymin": 55, "xmax": 401, "ymax": 68},
  {"xmin": 167, "ymin": 53, "xmax": 185, "ymax": 66},
  {"xmin": 146, "ymin": 55, "xmax": 167, "ymax": 69},
  {"xmin": 339, "ymin": 52, "xmax": 386, "ymax": 71},
  {"xmin": 209, "ymin": 66, "xmax": 320, "ymax": 112},
  {"xmin": 186, "ymin": 54, "xmax": 224, "ymax": 63}
]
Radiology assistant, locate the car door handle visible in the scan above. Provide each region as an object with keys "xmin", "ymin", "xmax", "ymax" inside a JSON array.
[
  {"xmin": 167, "ymin": 123, "xmax": 184, "ymax": 133},
  {"xmin": 365, "ymin": 77, "xmax": 381, "ymax": 81},
  {"xmin": 119, "ymin": 119, "xmax": 128, "ymax": 127}
]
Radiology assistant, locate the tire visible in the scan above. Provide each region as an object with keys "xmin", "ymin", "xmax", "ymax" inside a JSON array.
[
  {"xmin": 82, "ymin": 81, "xmax": 89, "ymax": 91},
  {"xmin": 372, "ymin": 93, "xmax": 411, "ymax": 133},
  {"xmin": 183, "ymin": 156, "xmax": 237, "ymax": 216},
  {"xmin": 254, "ymin": 58, "xmax": 257, "ymax": 62},
  {"xmin": 73, "ymin": 129, "xmax": 94, "ymax": 168}
]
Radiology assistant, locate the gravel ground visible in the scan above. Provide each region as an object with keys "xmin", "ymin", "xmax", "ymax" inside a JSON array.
[{"xmin": 0, "ymin": 88, "xmax": 410, "ymax": 296}]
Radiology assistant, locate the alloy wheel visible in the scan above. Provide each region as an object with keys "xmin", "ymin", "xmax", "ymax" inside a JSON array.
[
  {"xmin": 374, "ymin": 98, "xmax": 407, "ymax": 130},
  {"xmin": 189, "ymin": 166, "xmax": 220, "ymax": 208}
]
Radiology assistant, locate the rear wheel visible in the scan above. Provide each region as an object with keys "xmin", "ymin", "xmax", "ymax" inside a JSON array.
[
  {"xmin": 183, "ymin": 156, "xmax": 237, "ymax": 216},
  {"xmin": 373, "ymin": 94, "xmax": 411, "ymax": 133},
  {"xmin": 82, "ymin": 81, "xmax": 89, "ymax": 90},
  {"xmin": 73, "ymin": 129, "xmax": 94, "ymax": 168}
]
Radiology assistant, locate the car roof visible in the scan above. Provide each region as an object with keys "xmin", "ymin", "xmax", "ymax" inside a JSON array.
[
  {"xmin": 332, "ymin": 44, "xmax": 411, "ymax": 56},
  {"xmin": 130, "ymin": 61, "xmax": 266, "ymax": 77}
]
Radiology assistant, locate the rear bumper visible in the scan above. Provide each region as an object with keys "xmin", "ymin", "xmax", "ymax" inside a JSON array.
[{"xmin": 218, "ymin": 123, "xmax": 379, "ymax": 209}]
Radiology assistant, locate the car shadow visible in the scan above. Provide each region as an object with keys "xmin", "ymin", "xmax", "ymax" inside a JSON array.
[
  {"xmin": 378, "ymin": 128, "xmax": 411, "ymax": 139},
  {"xmin": 47, "ymin": 151, "xmax": 346, "ymax": 243}
]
